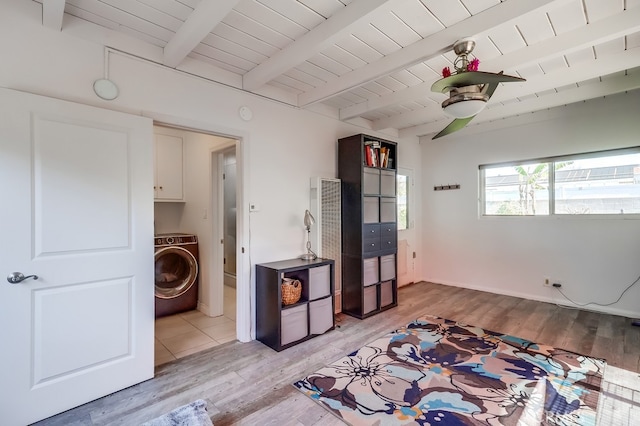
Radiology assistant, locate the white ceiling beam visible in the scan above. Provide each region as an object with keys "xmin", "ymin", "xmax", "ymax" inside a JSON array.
[
  {"xmin": 372, "ymin": 48, "xmax": 640, "ymax": 130},
  {"xmin": 163, "ymin": 0, "xmax": 241, "ymax": 68},
  {"xmin": 372, "ymin": 103, "xmax": 440, "ymax": 132},
  {"xmin": 242, "ymin": 0, "xmax": 391, "ymax": 92},
  {"xmin": 400, "ymin": 72, "xmax": 640, "ymax": 138},
  {"xmin": 339, "ymin": 82, "xmax": 434, "ymax": 121},
  {"xmin": 298, "ymin": 0, "xmax": 567, "ymax": 107},
  {"xmin": 42, "ymin": 0, "xmax": 66, "ymax": 31},
  {"xmin": 342, "ymin": 6, "xmax": 640, "ymax": 121},
  {"xmin": 492, "ymin": 49, "xmax": 640, "ymax": 102},
  {"xmin": 489, "ymin": 6, "xmax": 640, "ymax": 71}
]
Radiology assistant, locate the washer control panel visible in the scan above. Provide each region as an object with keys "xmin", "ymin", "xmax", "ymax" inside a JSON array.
[{"xmin": 155, "ymin": 233, "xmax": 198, "ymax": 246}]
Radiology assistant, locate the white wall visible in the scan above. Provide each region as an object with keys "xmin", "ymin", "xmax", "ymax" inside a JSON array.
[
  {"xmin": 1, "ymin": 2, "xmax": 422, "ymax": 336},
  {"xmin": 420, "ymin": 91, "xmax": 640, "ymax": 318}
]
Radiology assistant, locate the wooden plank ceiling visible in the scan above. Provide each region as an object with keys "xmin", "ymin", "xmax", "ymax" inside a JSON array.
[{"xmin": 36, "ymin": 0, "xmax": 640, "ymax": 138}]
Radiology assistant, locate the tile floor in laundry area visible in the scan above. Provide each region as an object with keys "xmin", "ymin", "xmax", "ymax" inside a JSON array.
[{"xmin": 154, "ymin": 286, "xmax": 236, "ymax": 366}]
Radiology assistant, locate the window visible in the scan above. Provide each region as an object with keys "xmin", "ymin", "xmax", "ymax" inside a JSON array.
[
  {"xmin": 397, "ymin": 174, "xmax": 409, "ymax": 229},
  {"xmin": 480, "ymin": 148, "xmax": 640, "ymax": 216},
  {"xmin": 483, "ymin": 163, "xmax": 550, "ymax": 215}
]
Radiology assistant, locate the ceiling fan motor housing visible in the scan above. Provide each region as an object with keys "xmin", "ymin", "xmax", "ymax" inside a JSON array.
[{"xmin": 442, "ymin": 85, "xmax": 488, "ymax": 118}]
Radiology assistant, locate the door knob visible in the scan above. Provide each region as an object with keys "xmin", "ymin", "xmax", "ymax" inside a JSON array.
[{"xmin": 6, "ymin": 272, "xmax": 39, "ymax": 284}]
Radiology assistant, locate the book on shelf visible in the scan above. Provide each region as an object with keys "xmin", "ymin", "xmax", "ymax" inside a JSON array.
[
  {"xmin": 363, "ymin": 139, "xmax": 395, "ymax": 168},
  {"xmin": 364, "ymin": 145, "xmax": 373, "ymax": 166},
  {"xmin": 364, "ymin": 144, "xmax": 379, "ymax": 167}
]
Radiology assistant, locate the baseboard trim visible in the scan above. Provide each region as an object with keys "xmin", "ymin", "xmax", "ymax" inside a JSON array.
[
  {"xmin": 423, "ymin": 277, "xmax": 640, "ymax": 319},
  {"xmin": 197, "ymin": 301, "xmax": 212, "ymax": 316}
]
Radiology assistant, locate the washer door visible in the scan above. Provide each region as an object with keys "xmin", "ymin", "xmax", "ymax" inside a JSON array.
[{"xmin": 154, "ymin": 246, "xmax": 198, "ymax": 299}]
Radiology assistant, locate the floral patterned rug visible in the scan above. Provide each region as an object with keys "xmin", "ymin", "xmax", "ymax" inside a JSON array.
[{"xmin": 293, "ymin": 315, "xmax": 605, "ymax": 425}]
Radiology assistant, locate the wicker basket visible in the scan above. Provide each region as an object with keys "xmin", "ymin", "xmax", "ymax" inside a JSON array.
[{"xmin": 281, "ymin": 278, "xmax": 302, "ymax": 305}]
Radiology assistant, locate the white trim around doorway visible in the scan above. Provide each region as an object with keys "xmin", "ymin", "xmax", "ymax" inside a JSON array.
[{"xmin": 144, "ymin": 111, "xmax": 252, "ymax": 343}]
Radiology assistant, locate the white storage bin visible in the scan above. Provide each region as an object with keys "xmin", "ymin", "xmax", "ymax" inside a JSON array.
[
  {"xmin": 380, "ymin": 254, "xmax": 396, "ymax": 281},
  {"xmin": 363, "ymin": 197, "xmax": 379, "ymax": 223},
  {"xmin": 380, "ymin": 281, "xmax": 394, "ymax": 307},
  {"xmin": 380, "ymin": 170, "xmax": 396, "ymax": 196},
  {"xmin": 363, "ymin": 257, "xmax": 379, "ymax": 286},
  {"xmin": 281, "ymin": 304, "xmax": 308, "ymax": 346},
  {"xmin": 309, "ymin": 297, "xmax": 333, "ymax": 335},
  {"xmin": 380, "ymin": 198, "xmax": 396, "ymax": 222},
  {"xmin": 363, "ymin": 168, "xmax": 380, "ymax": 194},
  {"xmin": 363, "ymin": 285, "xmax": 377, "ymax": 314},
  {"xmin": 308, "ymin": 264, "xmax": 331, "ymax": 300}
]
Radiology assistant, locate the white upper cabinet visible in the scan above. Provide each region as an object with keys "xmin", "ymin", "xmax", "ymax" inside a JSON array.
[{"xmin": 154, "ymin": 133, "xmax": 184, "ymax": 202}]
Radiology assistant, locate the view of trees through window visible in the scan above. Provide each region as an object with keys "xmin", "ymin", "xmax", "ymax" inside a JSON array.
[{"xmin": 482, "ymin": 149, "xmax": 640, "ymax": 216}]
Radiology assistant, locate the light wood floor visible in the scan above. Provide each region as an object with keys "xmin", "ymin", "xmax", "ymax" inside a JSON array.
[{"xmin": 36, "ymin": 281, "xmax": 640, "ymax": 425}]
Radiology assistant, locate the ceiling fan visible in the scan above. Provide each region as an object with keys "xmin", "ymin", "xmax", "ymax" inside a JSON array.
[{"xmin": 430, "ymin": 37, "xmax": 526, "ymax": 139}]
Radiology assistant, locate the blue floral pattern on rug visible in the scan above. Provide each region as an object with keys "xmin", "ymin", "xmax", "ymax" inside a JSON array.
[{"xmin": 293, "ymin": 315, "xmax": 605, "ymax": 425}]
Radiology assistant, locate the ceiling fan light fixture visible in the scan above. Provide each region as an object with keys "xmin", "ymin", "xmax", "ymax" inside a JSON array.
[
  {"xmin": 443, "ymin": 99, "xmax": 486, "ymax": 119},
  {"xmin": 441, "ymin": 85, "xmax": 488, "ymax": 118}
]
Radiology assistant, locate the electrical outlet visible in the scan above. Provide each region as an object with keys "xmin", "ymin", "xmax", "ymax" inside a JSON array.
[{"xmin": 543, "ymin": 277, "xmax": 550, "ymax": 287}]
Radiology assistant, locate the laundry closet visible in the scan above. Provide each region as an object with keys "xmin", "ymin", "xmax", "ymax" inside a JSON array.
[{"xmin": 152, "ymin": 124, "xmax": 238, "ymax": 365}]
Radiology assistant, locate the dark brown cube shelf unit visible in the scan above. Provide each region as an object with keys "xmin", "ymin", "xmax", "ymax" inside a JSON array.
[
  {"xmin": 339, "ymin": 134, "xmax": 398, "ymax": 319},
  {"xmin": 256, "ymin": 258, "xmax": 334, "ymax": 351}
]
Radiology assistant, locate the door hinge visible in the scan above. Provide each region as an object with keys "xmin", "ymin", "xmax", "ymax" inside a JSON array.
[{"xmin": 242, "ymin": 247, "xmax": 245, "ymax": 254}]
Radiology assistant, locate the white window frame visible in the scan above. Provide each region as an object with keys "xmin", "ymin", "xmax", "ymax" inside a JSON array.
[
  {"xmin": 479, "ymin": 147, "xmax": 640, "ymax": 217},
  {"xmin": 397, "ymin": 168, "xmax": 412, "ymax": 230}
]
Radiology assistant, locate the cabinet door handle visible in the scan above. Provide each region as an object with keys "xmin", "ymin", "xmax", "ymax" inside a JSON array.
[
  {"xmin": 159, "ymin": 186, "xmax": 163, "ymax": 190},
  {"xmin": 371, "ymin": 243, "xmax": 375, "ymax": 247}
]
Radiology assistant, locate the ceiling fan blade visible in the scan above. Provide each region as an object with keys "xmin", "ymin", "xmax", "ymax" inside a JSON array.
[
  {"xmin": 432, "ymin": 116, "xmax": 475, "ymax": 140},
  {"xmin": 431, "ymin": 71, "xmax": 525, "ymax": 93},
  {"xmin": 483, "ymin": 81, "xmax": 500, "ymax": 99}
]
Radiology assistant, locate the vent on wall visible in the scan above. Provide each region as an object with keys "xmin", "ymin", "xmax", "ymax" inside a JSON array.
[{"xmin": 310, "ymin": 177, "xmax": 342, "ymax": 313}]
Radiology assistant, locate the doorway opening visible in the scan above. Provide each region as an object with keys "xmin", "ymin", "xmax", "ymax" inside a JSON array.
[
  {"xmin": 222, "ymin": 147, "xmax": 237, "ymax": 322},
  {"xmin": 152, "ymin": 124, "xmax": 242, "ymax": 367},
  {"xmin": 396, "ymin": 167, "xmax": 415, "ymax": 287}
]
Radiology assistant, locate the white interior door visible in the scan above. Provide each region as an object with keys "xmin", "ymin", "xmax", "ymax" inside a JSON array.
[
  {"xmin": 397, "ymin": 168, "xmax": 415, "ymax": 286},
  {"xmin": 0, "ymin": 88, "xmax": 155, "ymax": 425}
]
